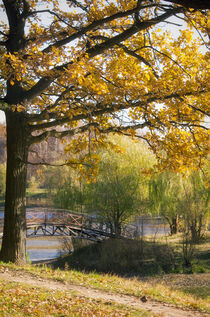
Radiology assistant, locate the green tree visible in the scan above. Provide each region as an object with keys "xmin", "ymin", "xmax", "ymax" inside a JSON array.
[
  {"xmin": 149, "ymin": 172, "xmax": 183, "ymax": 234},
  {"xmin": 180, "ymin": 172, "xmax": 209, "ymax": 242},
  {"xmin": 27, "ymin": 176, "xmax": 39, "ymax": 192},
  {"xmin": 85, "ymin": 136, "xmax": 154, "ymax": 236},
  {"xmin": 39, "ymin": 164, "xmax": 83, "ymax": 211},
  {"xmin": 53, "ymin": 177, "xmax": 83, "ymax": 212},
  {"xmin": 149, "ymin": 171, "xmax": 209, "ymax": 238}
]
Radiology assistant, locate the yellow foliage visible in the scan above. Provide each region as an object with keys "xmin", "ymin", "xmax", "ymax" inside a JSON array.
[{"xmin": 0, "ymin": 0, "xmax": 209, "ymax": 175}]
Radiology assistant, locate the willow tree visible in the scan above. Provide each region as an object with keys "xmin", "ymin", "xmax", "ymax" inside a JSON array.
[
  {"xmin": 84, "ymin": 135, "xmax": 155, "ymax": 236},
  {"xmin": 149, "ymin": 172, "xmax": 183, "ymax": 234},
  {"xmin": 0, "ymin": 0, "xmax": 209, "ymax": 264}
]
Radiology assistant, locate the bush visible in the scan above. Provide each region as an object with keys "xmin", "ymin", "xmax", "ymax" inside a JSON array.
[{"xmin": 54, "ymin": 237, "xmax": 180, "ymax": 276}]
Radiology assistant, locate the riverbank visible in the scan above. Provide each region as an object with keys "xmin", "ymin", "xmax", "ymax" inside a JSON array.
[{"xmin": 50, "ymin": 233, "xmax": 210, "ymax": 276}]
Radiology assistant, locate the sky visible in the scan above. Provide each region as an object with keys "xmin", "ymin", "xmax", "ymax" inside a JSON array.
[{"xmin": 0, "ymin": 111, "xmax": 5, "ymax": 124}]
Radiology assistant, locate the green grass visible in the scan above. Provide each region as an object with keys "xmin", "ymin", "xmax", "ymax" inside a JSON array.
[
  {"xmin": 0, "ymin": 280, "xmax": 149, "ymax": 317},
  {"xmin": 26, "ymin": 188, "xmax": 53, "ymax": 207},
  {"xmin": 56, "ymin": 237, "xmax": 181, "ymax": 276},
  {"xmin": 181, "ymin": 286, "xmax": 210, "ymax": 300},
  {"xmin": 26, "ymin": 188, "xmax": 47, "ymax": 197}
]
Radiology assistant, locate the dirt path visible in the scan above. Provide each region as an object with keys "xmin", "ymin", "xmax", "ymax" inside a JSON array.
[{"xmin": 0, "ymin": 269, "xmax": 208, "ymax": 317}]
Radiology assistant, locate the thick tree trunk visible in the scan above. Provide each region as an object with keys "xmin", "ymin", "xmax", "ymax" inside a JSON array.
[{"xmin": 0, "ymin": 111, "xmax": 29, "ymax": 264}]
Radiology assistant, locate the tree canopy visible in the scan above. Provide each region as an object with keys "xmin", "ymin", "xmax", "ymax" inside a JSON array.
[{"xmin": 0, "ymin": 0, "xmax": 209, "ymax": 171}]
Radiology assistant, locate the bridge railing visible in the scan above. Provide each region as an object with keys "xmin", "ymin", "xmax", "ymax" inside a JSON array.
[
  {"xmin": 0, "ymin": 207, "xmax": 139, "ymax": 239},
  {"xmin": 26, "ymin": 209, "xmax": 86, "ymax": 227}
]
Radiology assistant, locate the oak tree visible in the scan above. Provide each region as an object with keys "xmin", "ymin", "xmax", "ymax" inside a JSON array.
[{"xmin": 0, "ymin": 0, "xmax": 209, "ymax": 263}]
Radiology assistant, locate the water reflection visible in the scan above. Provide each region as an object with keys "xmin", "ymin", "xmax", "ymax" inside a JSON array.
[
  {"xmin": 26, "ymin": 249, "xmax": 65, "ymax": 262},
  {"xmin": 0, "ymin": 237, "xmax": 64, "ymax": 263},
  {"xmin": 28, "ymin": 235, "xmax": 68, "ymax": 262},
  {"xmin": 26, "ymin": 239, "xmax": 62, "ymax": 247}
]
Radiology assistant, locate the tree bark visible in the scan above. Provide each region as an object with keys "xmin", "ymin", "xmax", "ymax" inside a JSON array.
[
  {"xmin": 114, "ymin": 213, "xmax": 122, "ymax": 237},
  {"xmin": 167, "ymin": 0, "xmax": 210, "ymax": 10},
  {"xmin": 170, "ymin": 215, "xmax": 179, "ymax": 235},
  {"xmin": 165, "ymin": 215, "xmax": 179, "ymax": 235},
  {"xmin": 0, "ymin": 110, "xmax": 29, "ymax": 264}
]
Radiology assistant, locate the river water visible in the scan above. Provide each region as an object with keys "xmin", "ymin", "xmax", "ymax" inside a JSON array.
[{"xmin": 0, "ymin": 209, "xmax": 169, "ymax": 263}]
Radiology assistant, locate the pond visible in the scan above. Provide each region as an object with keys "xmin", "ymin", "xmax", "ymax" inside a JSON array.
[
  {"xmin": 0, "ymin": 210, "xmax": 170, "ymax": 263},
  {"xmin": 26, "ymin": 238, "xmax": 66, "ymax": 262},
  {"xmin": 0, "ymin": 209, "xmax": 67, "ymax": 262},
  {"xmin": 135, "ymin": 217, "xmax": 170, "ymax": 236},
  {"xmin": 0, "ymin": 235, "xmax": 66, "ymax": 263}
]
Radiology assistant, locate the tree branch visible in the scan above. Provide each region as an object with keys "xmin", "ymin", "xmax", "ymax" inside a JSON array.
[
  {"xmin": 97, "ymin": 122, "xmax": 151, "ymax": 134},
  {"xmin": 30, "ymin": 121, "xmax": 98, "ymax": 144},
  {"xmin": 91, "ymin": 34, "xmax": 159, "ymax": 78},
  {"xmin": 22, "ymin": 8, "xmax": 182, "ymax": 105},
  {"xmin": 29, "ymin": 89, "xmax": 206, "ymax": 132},
  {"xmin": 68, "ymin": 0, "xmax": 88, "ymax": 13},
  {"xmin": 118, "ymin": 43, "xmax": 159, "ymax": 79},
  {"xmin": 30, "ymin": 85, "xmax": 76, "ymax": 122},
  {"xmin": 26, "ymin": 160, "xmax": 86, "ymax": 167},
  {"xmin": 164, "ymin": 0, "xmax": 210, "ymax": 10},
  {"xmin": 135, "ymin": 45, "xmax": 191, "ymax": 77},
  {"xmin": 41, "ymin": 5, "xmax": 145, "ymax": 54},
  {"xmin": 28, "ymin": 9, "xmax": 76, "ymax": 27}
]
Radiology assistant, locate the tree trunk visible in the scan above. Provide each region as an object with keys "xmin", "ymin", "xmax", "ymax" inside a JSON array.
[
  {"xmin": 165, "ymin": 215, "xmax": 179, "ymax": 235},
  {"xmin": 170, "ymin": 215, "xmax": 179, "ymax": 235},
  {"xmin": 114, "ymin": 218, "xmax": 121, "ymax": 237},
  {"xmin": 0, "ymin": 110, "xmax": 29, "ymax": 264}
]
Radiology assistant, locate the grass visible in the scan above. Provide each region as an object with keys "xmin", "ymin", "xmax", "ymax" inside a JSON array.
[
  {"xmin": 0, "ymin": 280, "xmax": 149, "ymax": 317},
  {"xmin": 0, "ymin": 262, "xmax": 209, "ymax": 313},
  {"xmin": 181, "ymin": 286, "xmax": 210, "ymax": 299},
  {"xmin": 56, "ymin": 237, "xmax": 180, "ymax": 276},
  {"xmin": 26, "ymin": 188, "xmax": 47, "ymax": 197},
  {"xmin": 151, "ymin": 232, "xmax": 210, "ymax": 273},
  {"xmin": 141, "ymin": 272, "xmax": 210, "ymax": 301},
  {"xmin": 55, "ymin": 232, "xmax": 209, "ymax": 277},
  {"xmin": 26, "ymin": 188, "xmax": 53, "ymax": 207},
  {"xmin": 0, "ymin": 232, "xmax": 209, "ymax": 315}
]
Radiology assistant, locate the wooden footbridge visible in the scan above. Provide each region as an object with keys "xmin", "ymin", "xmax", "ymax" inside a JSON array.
[{"xmin": 25, "ymin": 208, "xmax": 137, "ymax": 242}]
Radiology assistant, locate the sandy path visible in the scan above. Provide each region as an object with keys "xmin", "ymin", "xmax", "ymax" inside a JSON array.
[{"xmin": 0, "ymin": 269, "xmax": 208, "ymax": 317}]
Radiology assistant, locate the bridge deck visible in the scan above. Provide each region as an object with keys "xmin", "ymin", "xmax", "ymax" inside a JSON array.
[{"xmin": 0, "ymin": 207, "xmax": 137, "ymax": 242}]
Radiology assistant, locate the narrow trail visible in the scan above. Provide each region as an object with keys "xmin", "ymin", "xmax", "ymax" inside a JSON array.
[{"xmin": 0, "ymin": 269, "xmax": 208, "ymax": 317}]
